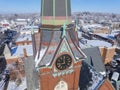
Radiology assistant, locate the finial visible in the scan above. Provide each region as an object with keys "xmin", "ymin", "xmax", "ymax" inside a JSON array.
[{"xmin": 62, "ymin": 23, "xmax": 67, "ymax": 38}]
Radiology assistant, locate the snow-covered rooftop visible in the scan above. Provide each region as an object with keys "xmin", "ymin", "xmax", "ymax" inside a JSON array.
[
  {"xmin": 35, "ymin": 47, "xmax": 47, "ymax": 67},
  {"xmin": 24, "ymin": 25, "xmax": 39, "ymax": 29},
  {"xmin": 20, "ymin": 26, "xmax": 39, "ymax": 34},
  {"xmin": 16, "ymin": 19, "xmax": 27, "ymax": 21},
  {"xmin": 96, "ymin": 32, "xmax": 119, "ymax": 40},
  {"xmin": 87, "ymin": 40, "xmax": 112, "ymax": 47},
  {"xmin": 97, "ymin": 34, "xmax": 114, "ymax": 39},
  {"xmin": 83, "ymin": 24, "xmax": 102, "ymax": 30},
  {"xmin": 16, "ymin": 34, "xmax": 32, "ymax": 42},
  {"xmin": 12, "ymin": 45, "xmax": 33, "ymax": 57},
  {"xmin": 83, "ymin": 24, "xmax": 102, "ymax": 28}
]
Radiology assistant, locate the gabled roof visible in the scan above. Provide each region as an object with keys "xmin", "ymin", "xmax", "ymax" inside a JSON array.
[
  {"xmin": 82, "ymin": 47, "xmax": 106, "ymax": 73},
  {"xmin": 98, "ymin": 79, "xmax": 115, "ymax": 90}
]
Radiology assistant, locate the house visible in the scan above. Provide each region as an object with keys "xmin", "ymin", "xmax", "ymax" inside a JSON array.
[
  {"xmin": 4, "ymin": 44, "xmax": 33, "ymax": 64},
  {"xmin": 82, "ymin": 24, "xmax": 109, "ymax": 34},
  {"xmin": 0, "ymin": 20, "xmax": 10, "ymax": 29},
  {"xmin": 15, "ymin": 19, "xmax": 28, "ymax": 26},
  {"xmin": 79, "ymin": 39, "xmax": 116, "ymax": 64},
  {"xmin": 20, "ymin": 25, "xmax": 39, "ymax": 34}
]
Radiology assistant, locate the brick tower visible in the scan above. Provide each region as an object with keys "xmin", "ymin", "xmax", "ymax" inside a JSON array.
[{"xmin": 33, "ymin": 0, "xmax": 86, "ymax": 90}]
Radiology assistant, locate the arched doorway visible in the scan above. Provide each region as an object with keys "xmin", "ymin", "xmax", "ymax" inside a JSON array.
[{"xmin": 54, "ymin": 80, "xmax": 68, "ymax": 90}]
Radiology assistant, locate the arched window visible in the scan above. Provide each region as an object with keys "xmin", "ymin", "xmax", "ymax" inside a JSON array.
[{"xmin": 54, "ymin": 80, "xmax": 68, "ymax": 90}]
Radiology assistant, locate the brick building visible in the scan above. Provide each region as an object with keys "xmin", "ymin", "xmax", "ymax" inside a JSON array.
[
  {"xmin": 99, "ymin": 47, "xmax": 116, "ymax": 64},
  {"xmin": 31, "ymin": 0, "xmax": 86, "ymax": 90},
  {"xmin": 24, "ymin": 0, "xmax": 115, "ymax": 90},
  {"xmin": 4, "ymin": 44, "xmax": 33, "ymax": 64}
]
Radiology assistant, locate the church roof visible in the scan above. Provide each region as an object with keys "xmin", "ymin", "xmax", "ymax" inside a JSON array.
[
  {"xmin": 82, "ymin": 47, "xmax": 106, "ymax": 73},
  {"xmin": 35, "ymin": 25, "xmax": 85, "ymax": 67}
]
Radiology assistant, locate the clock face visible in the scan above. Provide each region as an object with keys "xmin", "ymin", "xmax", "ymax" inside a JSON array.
[{"xmin": 56, "ymin": 54, "xmax": 72, "ymax": 70}]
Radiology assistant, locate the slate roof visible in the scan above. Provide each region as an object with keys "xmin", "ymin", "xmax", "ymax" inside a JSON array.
[
  {"xmin": 38, "ymin": 30, "xmax": 61, "ymax": 66},
  {"xmin": 36, "ymin": 25, "xmax": 85, "ymax": 67},
  {"xmin": 82, "ymin": 47, "xmax": 106, "ymax": 72}
]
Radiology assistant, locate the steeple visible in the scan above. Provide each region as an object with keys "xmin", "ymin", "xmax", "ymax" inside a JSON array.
[
  {"xmin": 30, "ymin": 0, "xmax": 86, "ymax": 90},
  {"xmin": 41, "ymin": 0, "xmax": 72, "ymax": 25}
]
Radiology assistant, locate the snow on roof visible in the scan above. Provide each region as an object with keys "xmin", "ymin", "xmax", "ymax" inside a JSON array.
[
  {"xmin": 0, "ymin": 20, "xmax": 9, "ymax": 24},
  {"xmin": 96, "ymin": 31, "xmax": 119, "ymax": 40},
  {"xmin": 97, "ymin": 33, "xmax": 114, "ymax": 40},
  {"xmin": 20, "ymin": 26, "xmax": 39, "ymax": 34},
  {"xmin": 87, "ymin": 40, "xmax": 112, "ymax": 47},
  {"xmin": 16, "ymin": 19, "xmax": 27, "ymax": 21},
  {"xmin": 16, "ymin": 34, "xmax": 32, "ymax": 42},
  {"xmin": 79, "ymin": 41, "xmax": 91, "ymax": 49},
  {"xmin": 83, "ymin": 24, "xmax": 102, "ymax": 29},
  {"xmin": 112, "ymin": 29, "xmax": 120, "ymax": 33},
  {"xmin": 35, "ymin": 47, "xmax": 47, "ymax": 67},
  {"xmin": 88, "ymin": 69, "xmax": 103, "ymax": 90},
  {"xmin": 12, "ymin": 45, "xmax": 33, "ymax": 57},
  {"xmin": 24, "ymin": 25, "xmax": 39, "ymax": 29}
]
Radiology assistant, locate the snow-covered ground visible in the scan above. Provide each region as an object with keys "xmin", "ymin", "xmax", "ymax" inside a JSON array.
[{"xmin": 7, "ymin": 78, "xmax": 26, "ymax": 90}]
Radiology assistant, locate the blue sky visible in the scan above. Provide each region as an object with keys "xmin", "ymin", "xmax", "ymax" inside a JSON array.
[{"xmin": 0, "ymin": 0, "xmax": 120, "ymax": 14}]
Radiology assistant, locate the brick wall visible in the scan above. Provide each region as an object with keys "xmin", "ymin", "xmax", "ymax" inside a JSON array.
[
  {"xmin": 99, "ymin": 47, "xmax": 116, "ymax": 64},
  {"xmin": 39, "ymin": 61, "xmax": 82, "ymax": 90},
  {"xmin": 98, "ymin": 79, "xmax": 115, "ymax": 90}
]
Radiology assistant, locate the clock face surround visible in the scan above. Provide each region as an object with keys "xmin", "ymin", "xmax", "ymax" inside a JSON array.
[{"xmin": 55, "ymin": 54, "xmax": 72, "ymax": 70}]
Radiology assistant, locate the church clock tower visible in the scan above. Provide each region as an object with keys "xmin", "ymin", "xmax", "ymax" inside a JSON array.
[{"xmin": 33, "ymin": 0, "xmax": 86, "ymax": 90}]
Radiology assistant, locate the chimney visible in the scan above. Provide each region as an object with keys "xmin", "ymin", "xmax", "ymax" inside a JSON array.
[{"xmin": 23, "ymin": 48, "xmax": 27, "ymax": 57}]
